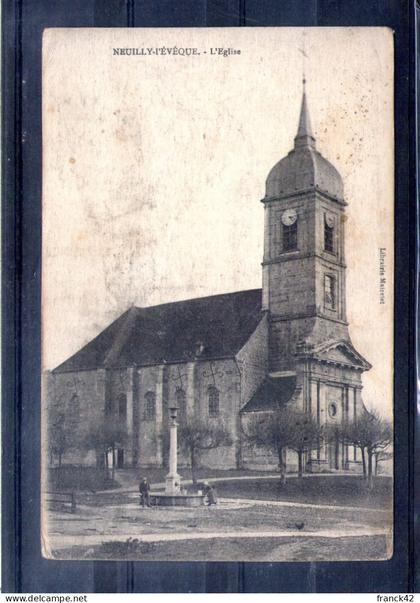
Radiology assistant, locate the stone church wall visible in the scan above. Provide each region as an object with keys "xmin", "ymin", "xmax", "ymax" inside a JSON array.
[
  {"xmin": 45, "ymin": 369, "xmax": 107, "ymax": 466},
  {"xmin": 194, "ymin": 358, "xmax": 241, "ymax": 469},
  {"xmin": 136, "ymin": 365, "xmax": 164, "ymax": 467},
  {"xmin": 46, "ymin": 354, "xmax": 366, "ymax": 473},
  {"xmin": 136, "ymin": 362, "xmax": 200, "ymax": 469},
  {"xmin": 267, "ymin": 257, "xmax": 316, "ymax": 319},
  {"xmin": 135, "ymin": 357, "xmax": 243, "ymax": 471},
  {"xmin": 48, "ymin": 355, "xmax": 246, "ymax": 471},
  {"xmin": 236, "ymin": 315, "xmax": 268, "ymax": 409},
  {"xmin": 269, "ymin": 316, "xmax": 314, "ymax": 370}
]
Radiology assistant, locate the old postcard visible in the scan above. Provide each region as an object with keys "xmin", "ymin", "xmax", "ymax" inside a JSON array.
[{"xmin": 41, "ymin": 27, "xmax": 394, "ymax": 561}]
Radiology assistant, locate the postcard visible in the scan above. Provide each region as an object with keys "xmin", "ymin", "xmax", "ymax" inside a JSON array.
[{"xmin": 41, "ymin": 27, "xmax": 394, "ymax": 561}]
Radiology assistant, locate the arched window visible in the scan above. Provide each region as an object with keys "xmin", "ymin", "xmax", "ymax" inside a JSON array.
[
  {"xmin": 324, "ymin": 274, "xmax": 336, "ymax": 310},
  {"xmin": 175, "ymin": 388, "xmax": 186, "ymax": 420},
  {"xmin": 68, "ymin": 394, "xmax": 80, "ymax": 420},
  {"xmin": 105, "ymin": 394, "xmax": 112, "ymax": 417},
  {"xmin": 117, "ymin": 393, "xmax": 127, "ymax": 423},
  {"xmin": 282, "ymin": 222, "xmax": 298, "ymax": 252},
  {"xmin": 208, "ymin": 386, "xmax": 220, "ymax": 418},
  {"xmin": 324, "ymin": 223, "xmax": 334, "ymax": 253},
  {"xmin": 144, "ymin": 391, "xmax": 156, "ymax": 421}
]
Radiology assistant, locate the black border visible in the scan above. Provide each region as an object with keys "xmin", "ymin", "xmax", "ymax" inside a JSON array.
[{"xmin": 2, "ymin": 0, "xmax": 415, "ymax": 593}]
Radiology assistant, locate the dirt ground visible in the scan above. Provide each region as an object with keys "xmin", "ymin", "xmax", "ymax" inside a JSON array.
[
  {"xmin": 55, "ymin": 534, "xmax": 390, "ymax": 562},
  {"xmin": 44, "ymin": 491, "xmax": 392, "ymax": 562},
  {"xmin": 214, "ymin": 475, "xmax": 392, "ymax": 508}
]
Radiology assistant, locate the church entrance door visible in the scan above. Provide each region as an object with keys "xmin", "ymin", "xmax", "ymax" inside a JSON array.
[{"xmin": 117, "ymin": 448, "xmax": 124, "ymax": 468}]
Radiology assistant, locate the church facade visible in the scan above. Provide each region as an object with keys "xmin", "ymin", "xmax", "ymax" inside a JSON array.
[{"xmin": 46, "ymin": 85, "xmax": 371, "ymax": 473}]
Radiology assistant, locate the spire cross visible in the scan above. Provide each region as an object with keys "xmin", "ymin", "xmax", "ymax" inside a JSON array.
[{"xmin": 298, "ymin": 32, "xmax": 308, "ymax": 87}]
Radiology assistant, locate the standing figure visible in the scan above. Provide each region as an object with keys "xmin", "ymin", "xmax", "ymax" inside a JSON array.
[{"xmin": 139, "ymin": 477, "xmax": 151, "ymax": 507}]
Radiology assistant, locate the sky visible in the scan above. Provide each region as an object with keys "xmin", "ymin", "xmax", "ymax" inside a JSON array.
[{"xmin": 42, "ymin": 27, "xmax": 394, "ymax": 416}]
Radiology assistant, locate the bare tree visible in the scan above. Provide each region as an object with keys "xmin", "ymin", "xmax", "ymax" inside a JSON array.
[
  {"xmin": 337, "ymin": 418, "xmax": 367, "ymax": 477},
  {"xmin": 177, "ymin": 418, "xmax": 233, "ymax": 485},
  {"xmin": 288, "ymin": 411, "xmax": 322, "ymax": 478},
  {"xmin": 47, "ymin": 408, "xmax": 67, "ymax": 468},
  {"xmin": 243, "ymin": 406, "xmax": 302, "ymax": 484},
  {"xmin": 82, "ymin": 419, "xmax": 127, "ymax": 482},
  {"xmin": 341, "ymin": 408, "xmax": 392, "ymax": 488},
  {"xmin": 374, "ymin": 449, "xmax": 392, "ymax": 475}
]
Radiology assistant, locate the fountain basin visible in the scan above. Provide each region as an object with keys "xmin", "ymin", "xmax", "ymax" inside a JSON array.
[{"xmin": 151, "ymin": 493, "xmax": 206, "ymax": 507}]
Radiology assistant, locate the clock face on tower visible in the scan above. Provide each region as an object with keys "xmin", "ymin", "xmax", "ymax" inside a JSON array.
[{"xmin": 281, "ymin": 208, "xmax": 297, "ymax": 226}]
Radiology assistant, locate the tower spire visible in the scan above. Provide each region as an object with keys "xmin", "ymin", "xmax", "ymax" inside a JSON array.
[{"xmin": 294, "ymin": 77, "xmax": 315, "ymax": 149}]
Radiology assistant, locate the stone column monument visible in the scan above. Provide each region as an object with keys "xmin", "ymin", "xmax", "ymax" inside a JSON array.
[{"xmin": 165, "ymin": 405, "xmax": 181, "ymax": 495}]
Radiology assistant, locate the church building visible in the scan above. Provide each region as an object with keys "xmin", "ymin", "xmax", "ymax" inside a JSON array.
[{"xmin": 46, "ymin": 84, "xmax": 371, "ymax": 473}]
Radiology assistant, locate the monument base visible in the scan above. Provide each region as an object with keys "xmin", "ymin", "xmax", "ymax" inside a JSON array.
[{"xmin": 165, "ymin": 473, "xmax": 182, "ymax": 495}]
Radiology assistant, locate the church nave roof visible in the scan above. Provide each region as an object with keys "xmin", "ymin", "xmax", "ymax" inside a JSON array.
[{"xmin": 53, "ymin": 288, "xmax": 264, "ymax": 373}]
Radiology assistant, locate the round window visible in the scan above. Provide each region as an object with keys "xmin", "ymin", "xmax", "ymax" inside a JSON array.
[{"xmin": 328, "ymin": 403, "xmax": 337, "ymax": 418}]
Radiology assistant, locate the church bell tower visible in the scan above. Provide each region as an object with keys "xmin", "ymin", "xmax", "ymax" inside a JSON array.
[{"xmin": 261, "ymin": 81, "xmax": 371, "ymax": 470}]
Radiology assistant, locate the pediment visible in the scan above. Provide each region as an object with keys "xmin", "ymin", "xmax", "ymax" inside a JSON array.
[{"xmin": 308, "ymin": 340, "xmax": 371, "ymax": 371}]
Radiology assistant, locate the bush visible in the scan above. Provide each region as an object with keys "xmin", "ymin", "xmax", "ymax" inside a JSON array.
[{"xmin": 48, "ymin": 465, "xmax": 119, "ymax": 491}]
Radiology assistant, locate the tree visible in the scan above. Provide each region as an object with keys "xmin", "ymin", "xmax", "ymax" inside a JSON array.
[
  {"xmin": 47, "ymin": 407, "xmax": 67, "ymax": 468},
  {"xmin": 374, "ymin": 449, "xmax": 392, "ymax": 476},
  {"xmin": 177, "ymin": 418, "xmax": 233, "ymax": 485},
  {"xmin": 82, "ymin": 418, "xmax": 127, "ymax": 481},
  {"xmin": 341, "ymin": 409, "xmax": 392, "ymax": 488},
  {"xmin": 45, "ymin": 374, "xmax": 84, "ymax": 468},
  {"xmin": 243, "ymin": 406, "xmax": 302, "ymax": 484},
  {"xmin": 341, "ymin": 419, "xmax": 367, "ymax": 476},
  {"xmin": 244, "ymin": 407, "xmax": 322, "ymax": 481},
  {"xmin": 288, "ymin": 411, "xmax": 322, "ymax": 478}
]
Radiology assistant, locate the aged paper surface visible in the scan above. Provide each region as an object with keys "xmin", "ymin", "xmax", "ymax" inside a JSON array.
[{"xmin": 42, "ymin": 27, "xmax": 393, "ymax": 561}]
